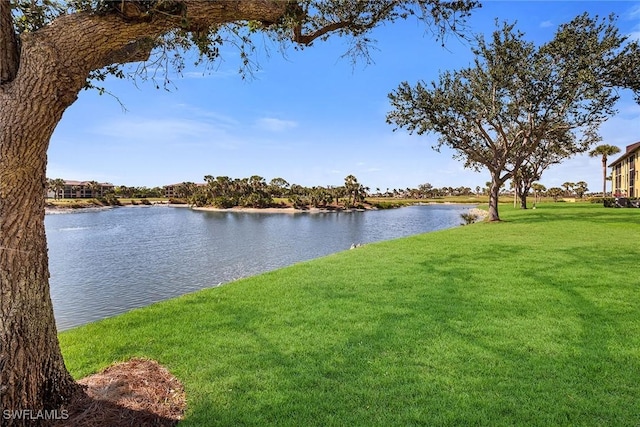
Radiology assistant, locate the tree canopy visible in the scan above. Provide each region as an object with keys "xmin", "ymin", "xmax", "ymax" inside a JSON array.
[
  {"xmin": 387, "ymin": 14, "xmax": 640, "ymax": 221},
  {"xmin": 1, "ymin": 0, "xmax": 479, "ymax": 87}
]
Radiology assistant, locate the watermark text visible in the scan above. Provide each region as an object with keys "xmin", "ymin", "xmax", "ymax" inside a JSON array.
[{"xmin": 3, "ymin": 409, "xmax": 69, "ymax": 421}]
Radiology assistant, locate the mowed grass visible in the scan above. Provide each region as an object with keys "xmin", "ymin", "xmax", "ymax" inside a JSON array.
[{"xmin": 59, "ymin": 203, "xmax": 640, "ymax": 426}]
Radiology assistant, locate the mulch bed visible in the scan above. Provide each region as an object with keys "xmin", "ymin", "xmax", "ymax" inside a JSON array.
[{"xmin": 54, "ymin": 358, "xmax": 186, "ymax": 427}]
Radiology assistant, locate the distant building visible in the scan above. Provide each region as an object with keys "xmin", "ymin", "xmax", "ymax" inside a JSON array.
[
  {"xmin": 609, "ymin": 142, "xmax": 640, "ymax": 198},
  {"xmin": 48, "ymin": 180, "xmax": 114, "ymax": 199},
  {"xmin": 163, "ymin": 182, "xmax": 205, "ymax": 198}
]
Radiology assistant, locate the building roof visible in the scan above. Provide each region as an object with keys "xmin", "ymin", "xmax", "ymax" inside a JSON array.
[
  {"xmin": 609, "ymin": 141, "xmax": 640, "ymax": 168},
  {"xmin": 63, "ymin": 180, "xmax": 114, "ymax": 187},
  {"xmin": 164, "ymin": 182, "xmax": 206, "ymax": 187}
]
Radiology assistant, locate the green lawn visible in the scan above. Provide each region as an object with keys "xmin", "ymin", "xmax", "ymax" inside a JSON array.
[{"xmin": 59, "ymin": 203, "xmax": 640, "ymax": 426}]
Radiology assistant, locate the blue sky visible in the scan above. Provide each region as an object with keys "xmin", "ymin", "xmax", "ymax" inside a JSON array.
[{"xmin": 48, "ymin": 1, "xmax": 640, "ymax": 192}]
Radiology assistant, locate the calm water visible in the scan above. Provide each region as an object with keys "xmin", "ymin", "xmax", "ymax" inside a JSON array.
[{"xmin": 46, "ymin": 204, "xmax": 475, "ymax": 330}]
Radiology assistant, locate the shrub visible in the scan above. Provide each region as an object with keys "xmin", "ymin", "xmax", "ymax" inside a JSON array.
[
  {"xmin": 460, "ymin": 212, "xmax": 478, "ymax": 225},
  {"xmin": 212, "ymin": 196, "xmax": 236, "ymax": 209},
  {"xmin": 168, "ymin": 198, "xmax": 187, "ymax": 205}
]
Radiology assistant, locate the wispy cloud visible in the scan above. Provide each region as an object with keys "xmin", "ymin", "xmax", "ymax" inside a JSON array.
[
  {"xmin": 627, "ymin": 3, "xmax": 640, "ymax": 19},
  {"xmin": 255, "ymin": 117, "xmax": 298, "ymax": 132},
  {"xmin": 173, "ymin": 104, "xmax": 240, "ymax": 129},
  {"xmin": 183, "ymin": 69, "xmax": 238, "ymax": 79},
  {"xmin": 540, "ymin": 20, "xmax": 553, "ymax": 28},
  {"xmin": 92, "ymin": 116, "xmax": 241, "ymax": 150},
  {"xmin": 625, "ymin": 4, "xmax": 640, "ymax": 41}
]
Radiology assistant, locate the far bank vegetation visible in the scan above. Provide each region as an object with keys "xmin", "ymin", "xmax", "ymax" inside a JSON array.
[{"xmin": 171, "ymin": 174, "xmax": 488, "ymax": 210}]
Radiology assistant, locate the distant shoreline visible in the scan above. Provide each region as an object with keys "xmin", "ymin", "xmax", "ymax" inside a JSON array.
[
  {"xmin": 192, "ymin": 206, "xmax": 369, "ymax": 214},
  {"xmin": 45, "ymin": 199, "xmax": 487, "ymax": 215}
]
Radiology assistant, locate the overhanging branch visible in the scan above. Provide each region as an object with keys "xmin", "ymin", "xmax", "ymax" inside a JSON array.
[{"xmin": 293, "ymin": 20, "xmax": 358, "ymax": 45}]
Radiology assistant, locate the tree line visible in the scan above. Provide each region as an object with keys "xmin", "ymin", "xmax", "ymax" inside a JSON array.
[{"xmin": 173, "ymin": 174, "xmax": 369, "ymax": 209}]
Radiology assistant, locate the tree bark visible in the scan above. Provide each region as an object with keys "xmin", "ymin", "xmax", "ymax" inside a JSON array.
[
  {"xmin": 488, "ymin": 175, "xmax": 502, "ymax": 221},
  {"xmin": 602, "ymin": 155, "xmax": 607, "ymax": 197},
  {"xmin": 518, "ymin": 184, "xmax": 529, "ymax": 209},
  {"xmin": 519, "ymin": 194, "xmax": 527, "ymax": 209},
  {"xmin": 0, "ymin": 0, "xmax": 19, "ymax": 84},
  {"xmin": 0, "ymin": 52, "xmax": 81, "ymax": 425},
  {"xmin": 0, "ymin": 1, "xmax": 289, "ymax": 420}
]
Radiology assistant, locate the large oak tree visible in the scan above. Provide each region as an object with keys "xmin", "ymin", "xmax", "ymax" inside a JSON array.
[
  {"xmin": 387, "ymin": 14, "xmax": 640, "ymax": 221},
  {"xmin": 0, "ymin": 0, "xmax": 478, "ymax": 422}
]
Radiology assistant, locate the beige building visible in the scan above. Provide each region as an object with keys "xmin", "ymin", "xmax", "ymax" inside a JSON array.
[
  {"xmin": 610, "ymin": 142, "xmax": 640, "ymax": 198},
  {"xmin": 48, "ymin": 180, "xmax": 114, "ymax": 199}
]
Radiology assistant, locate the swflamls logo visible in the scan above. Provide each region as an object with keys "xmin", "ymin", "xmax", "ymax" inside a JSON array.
[{"xmin": 3, "ymin": 409, "xmax": 69, "ymax": 420}]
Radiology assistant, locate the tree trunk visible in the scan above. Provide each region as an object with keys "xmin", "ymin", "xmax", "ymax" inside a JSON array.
[
  {"xmin": 519, "ymin": 193, "xmax": 528, "ymax": 209},
  {"xmin": 0, "ymin": 66, "xmax": 81, "ymax": 425},
  {"xmin": 518, "ymin": 184, "xmax": 529, "ymax": 209},
  {"xmin": 602, "ymin": 156, "xmax": 607, "ymax": 197},
  {"xmin": 0, "ymin": 0, "xmax": 19, "ymax": 84},
  {"xmin": 488, "ymin": 176, "xmax": 501, "ymax": 221}
]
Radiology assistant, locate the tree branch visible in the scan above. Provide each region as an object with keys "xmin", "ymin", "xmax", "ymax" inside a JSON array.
[
  {"xmin": 292, "ymin": 1, "xmax": 397, "ymax": 46},
  {"xmin": 293, "ymin": 20, "xmax": 357, "ymax": 45}
]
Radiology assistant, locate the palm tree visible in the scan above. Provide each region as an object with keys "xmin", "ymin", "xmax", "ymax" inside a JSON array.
[
  {"xmin": 574, "ymin": 181, "xmax": 589, "ymax": 199},
  {"xmin": 531, "ymin": 183, "xmax": 546, "ymax": 206},
  {"xmin": 589, "ymin": 144, "xmax": 621, "ymax": 197},
  {"xmin": 343, "ymin": 175, "xmax": 360, "ymax": 208},
  {"xmin": 562, "ymin": 182, "xmax": 575, "ymax": 197},
  {"xmin": 86, "ymin": 180, "xmax": 100, "ymax": 198},
  {"xmin": 47, "ymin": 178, "xmax": 66, "ymax": 200}
]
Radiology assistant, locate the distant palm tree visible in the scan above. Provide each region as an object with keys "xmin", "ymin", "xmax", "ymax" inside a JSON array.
[
  {"xmin": 589, "ymin": 144, "xmax": 621, "ymax": 196},
  {"xmin": 47, "ymin": 178, "xmax": 65, "ymax": 200},
  {"xmin": 574, "ymin": 181, "xmax": 589, "ymax": 198},
  {"xmin": 562, "ymin": 181, "xmax": 575, "ymax": 197},
  {"xmin": 86, "ymin": 180, "xmax": 100, "ymax": 198},
  {"xmin": 531, "ymin": 183, "xmax": 546, "ymax": 206}
]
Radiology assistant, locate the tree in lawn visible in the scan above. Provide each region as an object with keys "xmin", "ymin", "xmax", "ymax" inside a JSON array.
[
  {"xmin": 574, "ymin": 181, "xmax": 589, "ymax": 199},
  {"xmin": 548, "ymin": 187, "xmax": 564, "ymax": 202},
  {"xmin": 514, "ymin": 136, "xmax": 587, "ymax": 209},
  {"xmin": 0, "ymin": 1, "xmax": 479, "ymax": 418},
  {"xmin": 387, "ymin": 15, "xmax": 640, "ymax": 221},
  {"xmin": 531, "ymin": 182, "xmax": 546, "ymax": 206},
  {"xmin": 589, "ymin": 144, "xmax": 621, "ymax": 197}
]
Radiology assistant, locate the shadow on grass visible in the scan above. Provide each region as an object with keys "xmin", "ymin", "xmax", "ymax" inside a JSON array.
[{"xmin": 504, "ymin": 204, "xmax": 640, "ymax": 226}]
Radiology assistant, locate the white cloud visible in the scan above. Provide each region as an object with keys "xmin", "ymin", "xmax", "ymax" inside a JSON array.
[
  {"xmin": 540, "ymin": 20, "xmax": 553, "ymax": 28},
  {"xmin": 255, "ymin": 117, "xmax": 298, "ymax": 132},
  {"xmin": 90, "ymin": 115, "xmax": 242, "ymax": 151},
  {"xmin": 627, "ymin": 3, "xmax": 640, "ymax": 19}
]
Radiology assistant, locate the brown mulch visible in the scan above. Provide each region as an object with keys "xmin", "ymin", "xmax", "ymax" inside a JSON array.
[{"xmin": 54, "ymin": 358, "xmax": 186, "ymax": 427}]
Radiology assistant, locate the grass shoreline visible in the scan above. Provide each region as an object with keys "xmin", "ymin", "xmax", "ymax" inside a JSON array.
[{"xmin": 59, "ymin": 203, "xmax": 640, "ymax": 425}]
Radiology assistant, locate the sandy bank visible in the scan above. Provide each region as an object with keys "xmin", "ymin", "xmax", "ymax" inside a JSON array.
[{"xmin": 192, "ymin": 206, "xmax": 368, "ymax": 214}]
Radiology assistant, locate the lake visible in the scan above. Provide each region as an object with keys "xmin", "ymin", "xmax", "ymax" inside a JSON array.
[{"xmin": 46, "ymin": 204, "xmax": 476, "ymax": 330}]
